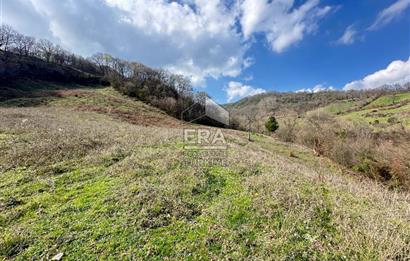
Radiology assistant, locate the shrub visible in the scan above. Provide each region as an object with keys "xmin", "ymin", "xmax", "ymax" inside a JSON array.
[
  {"xmin": 265, "ymin": 116, "xmax": 279, "ymax": 133},
  {"xmin": 151, "ymin": 97, "xmax": 177, "ymax": 116},
  {"xmin": 276, "ymin": 114, "xmax": 410, "ymax": 190},
  {"xmin": 276, "ymin": 117, "xmax": 298, "ymax": 142},
  {"xmin": 330, "ymin": 142, "xmax": 354, "ymax": 167}
]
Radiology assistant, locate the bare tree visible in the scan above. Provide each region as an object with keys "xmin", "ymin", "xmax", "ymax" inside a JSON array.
[
  {"xmin": 174, "ymin": 74, "xmax": 192, "ymax": 96},
  {"xmin": 36, "ymin": 39, "xmax": 56, "ymax": 62},
  {"xmin": 90, "ymin": 52, "xmax": 117, "ymax": 75},
  {"xmin": 0, "ymin": 25, "xmax": 17, "ymax": 52},
  {"xmin": 244, "ymin": 107, "xmax": 258, "ymax": 141},
  {"xmin": 54, "ymin": 45, "xmax": 68, "ymax": 64},
  {"xmin": 90, "ymin": 52, "xmax": 114, "ymax": 75},
  {"xmin": 12, "ymin": 34, "xmax": 35, "ymax": 56},
  {"xmin": 11, "ymin": 32, "xmax": 24, "ymax": 55},
  {"xmin": 111, "ymin": 57, "xmax": 129, "ymax": 78},
  {"xmin": 21, "ymin": 36, "xmax": 35, "ymax": 56},
  {"xmin": 103, "ymin": 53, "xmax": 113, "ymax": 69}
]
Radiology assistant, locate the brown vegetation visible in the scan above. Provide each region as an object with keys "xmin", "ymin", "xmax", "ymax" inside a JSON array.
[
  {"xmin": 276, "ymin": 111, "xmax": 410, "ymax": 189},
  {"xmin": 228, "ymin": 87, "xmax": 410, "ymax": 190}
]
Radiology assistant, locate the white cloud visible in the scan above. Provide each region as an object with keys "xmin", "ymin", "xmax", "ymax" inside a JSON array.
[
  {"xmin": 336, "ymin": 25, "xmax": 357, "ymax": 45},
  {"xmin": 295, "ymin": 84, "xmax": 335, "ymax": 93},
  {"xmin": 2, "ymin": 0, "xmax": 334, "ymax": 86},
  {"xmin": 369, "ymin": 0, "xmax": 410, "ymax": 30},
  {"xmin": 226, "ymin": 81, "xmax": 266, "ymax": 102},
  {"xmin": 3, "ymin": 0, "xmax": 248, "ymax": 86},
  {"xmin": 240, "ymin": 0, "xmax": 332, "ymax": 53},
  {"xmin": 344, "ymin": 57, "xmax": 410, "ymax": 90},
  {"xmin": 296, "ymin": 58, "xmax": 410, "ymax": 92}
]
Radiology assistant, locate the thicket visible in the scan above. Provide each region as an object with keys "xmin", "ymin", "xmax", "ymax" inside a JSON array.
[{"xmin": 276, "ymin": 111, "xmax": 410, "ymax": 190}]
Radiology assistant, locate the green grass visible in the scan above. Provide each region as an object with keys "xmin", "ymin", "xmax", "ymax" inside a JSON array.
[
  {"xmin": 365, "ymin": 92, "xmax": 410, "ymax": 108},
  {"xmin": 339, "ymin": 92, "xmax": 410, "ymax": 128},
  {"xmin": 1, "ymin": 84, "xmax": 409, "ymax": 259},
  {"xmin": 0, "ymin": 160, "xmax": 351, "ymax": 259},
  {"xmin": 322, "ymin": 100, "xmax": 357, "ymax": 114},
  {"xmin": 305, "ymin": 92, "xmax": 410, "ymax": 129}
]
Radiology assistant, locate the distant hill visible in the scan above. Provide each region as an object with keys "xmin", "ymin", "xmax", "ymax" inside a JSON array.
[
  {"xmin": 226, "ymin": 88, "xmax": 410, "ymax": 190},
  {"xmin": 226, "ymin": 86, "xmax": 410, "ymax": 132}
]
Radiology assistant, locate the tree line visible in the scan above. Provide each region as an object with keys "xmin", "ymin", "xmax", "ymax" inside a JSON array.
[
  {"xmin": 0, "ymin": 24, "xmax": 197, "ymax": 117},
  {"xmin": 1, "ymin": 25, "xmax": 99, "ymax": 75}
]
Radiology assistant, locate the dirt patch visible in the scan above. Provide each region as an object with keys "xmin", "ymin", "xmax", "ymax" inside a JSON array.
[
  {"xmin": 55, "ymin": 89, "xmax": 186, "ymax": 128},
  {"xmin": 1, "ymin": 87, "xmax": 186, "ymax": 128},
  {"xmin": 52, "ymin": 89, "xmax": 93, "ymax": 98},
  {"xmin": 76, "ymin": 104, "xmax": 183, "ymax": 128}
]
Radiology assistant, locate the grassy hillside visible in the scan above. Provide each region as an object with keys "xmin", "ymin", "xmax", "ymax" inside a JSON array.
[
  {"xmin": 226, "ymin": 90, "xmax": 376, "ymax": 116},
  {"xmin": 1, "ymin": 82, "xmax": 409, "ymax": 259},
  {"xmin": 227, "ymin": 89, "xmax": 410, "ymax": 130},
  {"xmin": 341, "ymin": 92, "xmax": 410, "ymax": 128},
  {"xmin": 311, "ymin": 92, "xmax": 410, "ymax": 128}
]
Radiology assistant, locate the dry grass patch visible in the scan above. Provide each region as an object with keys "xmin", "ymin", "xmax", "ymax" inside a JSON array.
[{"xmin": 1, "ymin": 88, "xmax": 409, "ymax": 259}]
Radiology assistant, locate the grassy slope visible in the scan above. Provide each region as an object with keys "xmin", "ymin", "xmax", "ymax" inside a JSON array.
[
  {"xmin": 1, "ymin": 84, "xmax": 409, "ymax": 260},
  {"xmin": 321, "ymin": 92, "xmax": 410, "ymax": 128}
]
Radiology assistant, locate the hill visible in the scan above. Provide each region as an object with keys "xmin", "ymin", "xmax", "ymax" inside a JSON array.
[
  {"xmin": 227, "ymin": 87, "xmax": 410, "ymax": 131},
  {"xmin": 0, "ymin": 51, "xmax": 105, "ymax": 86},
  {"xmin": 227, "ymin": 89, "xmax": 410, "ymax": 189},
  {"xmin": 339, "ymin": 92, "xmax": 410, "ymax": 128},
  {"xmin": 1, "ymin": 82, "xmax": 409, "ymax": 259},
  {"xmin": 0, "ymin": 24, "xmax": 196, "ymax": 121}
]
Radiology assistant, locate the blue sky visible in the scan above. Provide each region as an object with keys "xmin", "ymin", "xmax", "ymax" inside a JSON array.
[
  {"xmin": 2, "ymin": 0, "xmax": 410, "ymax": 103},
  {"xmin": 207, "ymin": 0, "xmax": 410, "ymax": 103}
]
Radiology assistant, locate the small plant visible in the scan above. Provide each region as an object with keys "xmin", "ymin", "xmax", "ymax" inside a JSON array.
[
  {"xmin": 387, "ymin": 117, "xmax": 397, "ymax": 124},
  {"xmin": 265, "ymin": 115, "xmax": 279, "ymax": 133},
  {"xmin": 288, "ymin": 150, "xmax": 297, "ymax": 158}
]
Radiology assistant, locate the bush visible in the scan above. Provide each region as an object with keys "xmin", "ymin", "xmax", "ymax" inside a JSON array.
[
  {"xmin": 275, "ymin": 114, "xmax": 410, "ymax": 190},
  {"xmin": 330, "ymin": 142, "xmax": 354, "ymax": 167},
  {"xmin": 276, "ymin": 117, "xmax": 298, "ymax": 142},
  {"xmin": 265, "ymin": 116, "xmax": 279, "ymax": 133}
]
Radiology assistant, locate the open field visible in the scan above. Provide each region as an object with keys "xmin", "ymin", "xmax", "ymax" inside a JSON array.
[{"xmin": 1, "ymin": 84, "xmax": 409, "ymax": 260}]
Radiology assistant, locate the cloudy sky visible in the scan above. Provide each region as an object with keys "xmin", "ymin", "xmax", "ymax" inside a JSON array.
[{"xmin": 2, "ymin": 0, "xmax": 410, "ymax": 102}]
